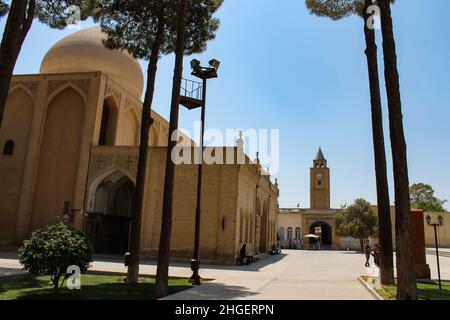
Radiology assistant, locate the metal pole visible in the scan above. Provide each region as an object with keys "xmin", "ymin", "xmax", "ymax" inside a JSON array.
[
  {"xmin": 434, "ymin": 224, "xmax": 442, "ymax": 290},
  {"xmin": 190, "ymin": 77, "xmax": 207, "ymax": 285}
]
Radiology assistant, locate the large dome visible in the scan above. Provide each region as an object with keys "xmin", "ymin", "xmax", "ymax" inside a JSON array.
[{"xmin": 40, "ymin": 27, "xmax": 144, "ymax": 97}]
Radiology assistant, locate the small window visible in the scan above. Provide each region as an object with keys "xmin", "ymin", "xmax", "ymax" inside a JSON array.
[
  {"xmin": 278, "ymin": 227, "xmax": 285, "ymax": 241},
  {"xmin": 3, "ymin": 140, "xmax": 14, "ymax": 155},
  {"xmin": 295, "ymin": 227, "xmax": 301, "ymax": 240},
  {"xmin": 287, "ymin": 227, "xmax": 293, "ymax": 240}
]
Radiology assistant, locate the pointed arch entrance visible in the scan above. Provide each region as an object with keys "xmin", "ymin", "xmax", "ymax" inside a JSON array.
[
  {"xmin": 85, "ymin": 170, "xmax": 135, "ymax": 254},
  {"xmin": 309, "ymin": 221, "xmax": 332, "ymax": 248}
]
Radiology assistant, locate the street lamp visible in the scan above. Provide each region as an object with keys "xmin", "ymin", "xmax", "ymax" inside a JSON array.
[
  {"xmin": 426, "ymin": 214, "xmax": 444, "ymax": 290},
  {"xmin": 182, "ymin": 58, "xmax": 220, "ymax": 285}
]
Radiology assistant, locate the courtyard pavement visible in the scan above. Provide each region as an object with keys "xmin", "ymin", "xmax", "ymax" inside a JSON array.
[
  {"xmin": 1, "ymin": 249, "xmax": 449, "ymax": 300},
  {"xmin": 161, "ymin": 250, "xmax": 375, "ymax": 300}
]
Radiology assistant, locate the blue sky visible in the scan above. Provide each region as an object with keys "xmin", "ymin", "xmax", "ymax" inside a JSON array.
[{"xmin": 2, "ymin": 0, "xmax": 449, "ymax": 209}]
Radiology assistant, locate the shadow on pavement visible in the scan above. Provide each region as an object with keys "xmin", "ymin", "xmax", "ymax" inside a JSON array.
[
  {"xmin": 92, "ymin": 253, "xmax": 289, "ymax": 273},
  {"xmin": 0, "ymin": 250, "xmax": 19, "ymax": 260},
  {"xmin": 162, "ymin": 282, "xmax": 257, "ymax": 300}
]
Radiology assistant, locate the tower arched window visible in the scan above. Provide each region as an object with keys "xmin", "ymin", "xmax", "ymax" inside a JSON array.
[{"xmin": 3, "ymin": 140, "xmax": 14, "ymax": 155}]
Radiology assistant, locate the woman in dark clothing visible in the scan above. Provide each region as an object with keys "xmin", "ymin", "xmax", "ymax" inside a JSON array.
[
  {"xmin": 240, "ymin": 244, "xmax": 247, "ymax": 265},
  {"xmin": 372, "ymin": 244, "xmax": 380, "ymax": 267},
  {"xmin": 364, "ymin": 240, "xmax": 372, "ymax": 267}
]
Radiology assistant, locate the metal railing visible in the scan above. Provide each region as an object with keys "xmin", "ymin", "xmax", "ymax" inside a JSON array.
[{"xmin": 180, "ymin": 78, "xmax": 203, "ymax": 101}]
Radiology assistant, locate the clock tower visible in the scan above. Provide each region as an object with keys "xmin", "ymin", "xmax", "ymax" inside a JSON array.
[{"xmin": 310, "ymin": 148, "xmax": 330, "ymax": 209}]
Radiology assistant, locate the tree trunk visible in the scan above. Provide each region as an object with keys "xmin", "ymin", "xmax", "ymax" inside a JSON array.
[
  {"xmin": 127, "ymin": 18, "xmax": 165, "ymax": 284},
  {"xmin": 363, "ymin": 0, "xmax": 394, "ymax": 286},
  {"xmin": 53, "ymin": 274, "xmax": 61, "ymax": 295},
  {"xmin": 155, "ymin": 0, "xmax": 188, "ymax": 299},
  {"xmin": 378, "ymin": 0, "xmax": 417, "ymax": 300},
  {"xmin": 0, "ymin": 0, "xmax": 35, "ymax": 128},
  {"xmin": 360, "ymin": 238, "xmax": 364, "ymax": 252}
]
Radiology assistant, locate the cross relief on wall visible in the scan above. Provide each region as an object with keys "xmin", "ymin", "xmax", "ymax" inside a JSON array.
[{"xmin": 88, "ymin": 149, "xmax": 139, "ymax": 183}]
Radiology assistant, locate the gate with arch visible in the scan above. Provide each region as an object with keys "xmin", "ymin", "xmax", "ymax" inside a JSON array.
[
  {"xmin": 309, "ymin": 221, "xmax": 333, "ymax": 249},
  {"xmin": 84, "ymin": 169, "xmax": 135, "ymax": 254}
]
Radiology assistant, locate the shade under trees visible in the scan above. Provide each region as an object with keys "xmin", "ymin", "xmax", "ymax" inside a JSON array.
[{"xmin": 305, "ymin": 0, "xmax": 394, "ymax": 286}]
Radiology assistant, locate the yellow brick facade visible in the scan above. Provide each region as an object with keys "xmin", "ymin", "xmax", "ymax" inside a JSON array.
[{"xmin": 0, "ymin": 28, "xmax": 279, "ymax": 265}]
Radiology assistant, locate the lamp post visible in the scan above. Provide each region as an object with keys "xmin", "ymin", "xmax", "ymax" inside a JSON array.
[
  {"xmin": 426, "ymin": 214, "xmax": 444, "ymax": 290},
  {"xmin": 184, "ymin": 59, "xmax": 220, "ymax": 285}
]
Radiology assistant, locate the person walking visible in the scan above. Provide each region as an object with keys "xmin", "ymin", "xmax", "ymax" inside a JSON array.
[
  {"xmin": 364, "ymin": 240, "xmax": 372, "ymax": 267},
  {"xmin": 372, "ymin": 244, "xmax": 380, "ymax": 267}
]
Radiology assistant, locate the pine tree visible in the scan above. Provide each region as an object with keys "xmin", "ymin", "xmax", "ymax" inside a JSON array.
[
  {"xmin": 378, "ymin": 0, "xmax": 417, "ymax": 300},
  {"xmin": 0, "ymin": 1, "xmax": 8, "ymax": 17},
  {"xmin": 0, "ymin": 0, "xmax": 93, "ymax": 128},
  {"xmin": 96, "ymin": 0, "xmax": 223, "ymax": 286},
  {"xmin": 305, "ymin": 0, "xmax": 394, "ymax": 286},
  {"xmin": 154, "ymin": 0, "xmax": 223, "ymax": 299}
]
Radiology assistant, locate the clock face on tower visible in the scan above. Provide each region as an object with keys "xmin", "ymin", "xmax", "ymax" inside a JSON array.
[{"xmin": 316, "ymin": 173, "xmax": 323, "ymax": 186}]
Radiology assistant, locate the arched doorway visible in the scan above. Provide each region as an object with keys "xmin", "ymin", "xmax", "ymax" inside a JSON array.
[
  {"xmin": 85, "ymin": 171, "xmax": 135, "ymax": 254},
  {"xmin": 309, "ymin": 221, "xmax": 332, "ymax": 248}
]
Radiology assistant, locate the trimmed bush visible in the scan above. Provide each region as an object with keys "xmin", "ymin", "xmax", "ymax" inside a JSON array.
[{"xmin": 19, "ymin": 223, "xmax": 93, "ymax": 294}]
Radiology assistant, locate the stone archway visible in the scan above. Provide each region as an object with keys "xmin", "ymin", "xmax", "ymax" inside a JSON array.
[
  {"xmin": 85, "ymin": 170, "xmax": 135, "ymax": 254},
  {"xmin": 309, "ymin": 221, "xmax": 332, "ymax": 248}
]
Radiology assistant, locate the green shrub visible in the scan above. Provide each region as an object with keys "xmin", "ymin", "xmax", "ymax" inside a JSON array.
[{"xmin": 19, "ymin": 223, "xmax": 93, "ymax": 294}]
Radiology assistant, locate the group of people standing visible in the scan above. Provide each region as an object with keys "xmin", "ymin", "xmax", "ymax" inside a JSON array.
[{"xmin": 364, "ymin": 240, "xmax": 380, "ymax": 268}]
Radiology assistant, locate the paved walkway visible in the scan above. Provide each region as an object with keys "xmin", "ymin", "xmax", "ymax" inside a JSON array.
[
  {"xmin": 162, "ymin": 250, "xmax": 375, "ymax": 300},
  {"xmin": 0, "ymin": 267, "xmax": 29, "ymax": 283},
  {"xmin": 2, "ymin": 249, "xmax": 448, "ymax": 300},
  {"xmin": 1, "ymin": 250, "xmax": 374, "ymax": 300}
]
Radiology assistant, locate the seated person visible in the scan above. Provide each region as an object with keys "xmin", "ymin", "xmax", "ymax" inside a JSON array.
[
  {"xmin": 270, "ymin": 244, "xmax": 281, "ymax": 255},
  {"xmin": 240, "ymin": 244, "xmax": 247, "ymax": 265}
]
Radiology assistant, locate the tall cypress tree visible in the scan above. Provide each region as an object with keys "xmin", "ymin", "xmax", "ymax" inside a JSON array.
[
  {"xmin": 305, "ymin": 0, "xmax": 394, "ymax": 286},
  {"xmin": 96, "ymin": 0, "xmax": 223, "ymax": 285}
]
